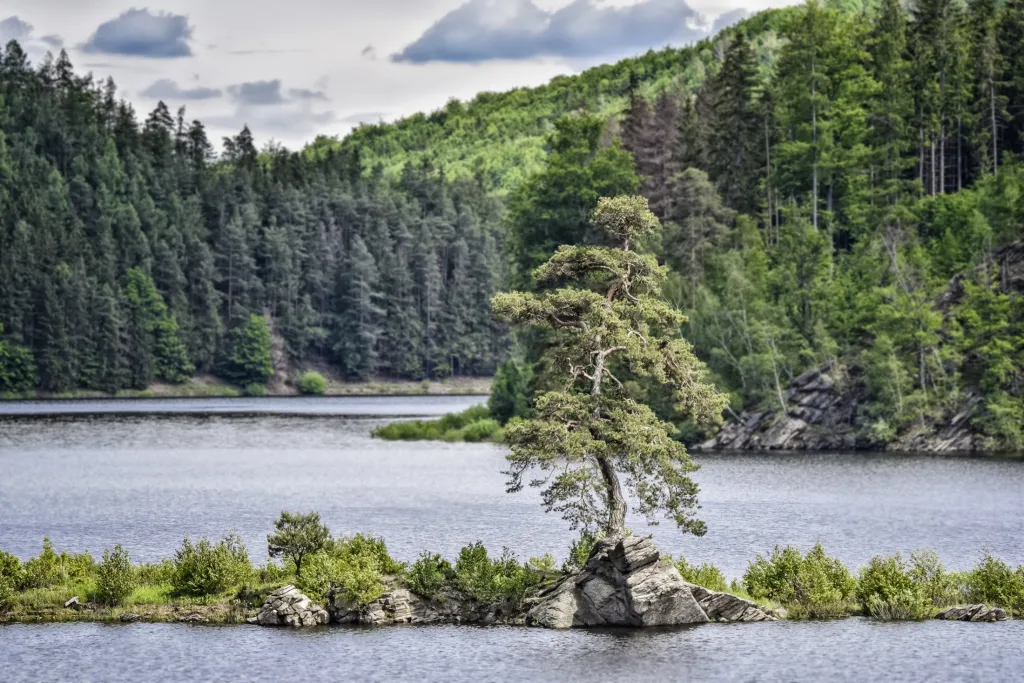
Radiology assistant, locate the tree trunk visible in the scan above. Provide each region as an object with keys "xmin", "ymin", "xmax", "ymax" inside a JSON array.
[
  {"xmin": 591, "ymin": 340, "xmax": 626, "ymax": 538},
  {"xmin": 598, "ymin": 455, "xmax": 627, "ymax": 537},
  {"xmin": 991, "ymin": 79, "xmax": 999, "ymax": 174}
]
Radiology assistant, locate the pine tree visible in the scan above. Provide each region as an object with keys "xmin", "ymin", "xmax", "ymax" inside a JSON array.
[
  {"xmin": 333, "ymin": 235, "xmax": 383, "ymax": 380},
  {"xmin": 493, "ymin": 196, "xmax": 727, "ymax": 536}
]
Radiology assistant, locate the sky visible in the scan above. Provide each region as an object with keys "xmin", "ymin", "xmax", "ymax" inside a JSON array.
[{"xmin": 0, "ymin": 0, "xmax": 791, "ymax": 150}]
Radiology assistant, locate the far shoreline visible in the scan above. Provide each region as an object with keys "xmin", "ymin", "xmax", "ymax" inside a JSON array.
[{"xmin": 0, "ymin": 375, "xmax": 494, "ymax": 403}]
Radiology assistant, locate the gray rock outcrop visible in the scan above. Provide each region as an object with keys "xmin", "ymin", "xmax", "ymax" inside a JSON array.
[
  {"xmin": 253, "ymin": 585, "xmax": 329, "ymax": 627},
  {"xmin": 327, "ymin": 587, "xmax": 518, "ymax": 626},
  {"xmin": 526, "ymin": 536, "xmax": 709, "ymax": 628},
  {"xmin": 935, "ymin": 605, "xmax": 1008, "ymax": 622},
  {"xmin": 699, "ymin": 367, "xmax": 872, "ymax": 452},
  {"xmin": 686, "ymin": 583, "xmax": 776, "ymax": 622}
]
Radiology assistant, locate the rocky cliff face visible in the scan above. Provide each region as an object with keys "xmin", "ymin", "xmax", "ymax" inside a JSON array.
[{"xmin": 698, "ymin": 365, "xmax": 985, "ymax": 453}]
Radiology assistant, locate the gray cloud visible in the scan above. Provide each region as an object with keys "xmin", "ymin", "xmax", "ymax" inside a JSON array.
[
  {"xmin": 0, "ymin": 16, "xmax": 65, "ymax": 60},
  {"xmin": 289, "ymin": 88, "xmax": 328, "ymax": 101},
  {"xmin": 712, "ymin": 8, "xmax": 749, "ymax": 33},
  {"xmin": 141, "ymin": 78, "xmax": 222, "ymax": 101},
  {"xmin": 342, "ymin": 111, "xmax": 390, "ymax": 124},
  {"xmin": 228, "ymin": 80, "xmax": 287, "ymax": 106},
  {"xmin": 209, "ymin": 107, "xmax": 335, "ymax": 137},
  {"xmin": 393, "ymin": 0, "xmax": 712, "ymax": 64},
  {"xmin": 82, "ymin": 9, "xmax": 193, "ymax": 58},
  {"xmin": 0, "ymin": 16, "xmax": 32, "ymax": 43}
]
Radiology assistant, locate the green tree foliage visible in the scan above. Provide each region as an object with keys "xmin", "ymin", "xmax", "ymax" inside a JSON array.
[
  {"xmin": 0, "ymin": 45, "xmax": 508, "ymax": 393},
  {"xmin": 0, "ymin": 323, "xmax": 35, "ymax": 394},
  {"xmin": 506, "ymin": 116, "xmax": 638, "ymax": 283},
  {"xmin": 487, "ymin": 358, "xmax": 531, "ymax": 424},
  {"xmin": 493, "ymin": 196, "xmax": 727, "ymax": 537},
  {"xmin": 123, "ymin": 268, "xmax": 193, "ymax": 387},
  {"xmin": 267, "ymin": 511, "xmax": 331, "ymax": 579},
  {"xmin": 220, "ymin": 314, "xmax": 274, "ymax": 386}
]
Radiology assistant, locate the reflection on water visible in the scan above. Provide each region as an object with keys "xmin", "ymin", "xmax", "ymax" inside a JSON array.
[{"xmin": 2, "ymin": 620, "xmax": 1023, "ymax": 683}]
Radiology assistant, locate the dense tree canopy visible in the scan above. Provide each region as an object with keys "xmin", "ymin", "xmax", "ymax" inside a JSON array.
[{"xmin": 0, "ymin": 43, "xmax": 508, "ymax": 393}]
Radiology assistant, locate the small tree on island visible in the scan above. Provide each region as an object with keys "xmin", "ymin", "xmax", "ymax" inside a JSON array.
[
  {"xmin": 492, "ymin": 196, "xmax": 728, "ymax": 539},
  {"xmin": 268, "ymin": 511, "xmax": 331, "ymax": 579}
]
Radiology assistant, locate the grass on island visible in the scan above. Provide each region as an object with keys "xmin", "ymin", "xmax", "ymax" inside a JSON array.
[{"xmin": 372, "ymin": 405, "xmax": 504, "ymax": 442}]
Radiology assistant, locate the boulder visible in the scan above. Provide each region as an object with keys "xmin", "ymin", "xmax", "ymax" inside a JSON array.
[
  {"xmin": 254, "ymin": 585, "xmax": 329, "ymax": 628},
  {"xmin": 526, "ymin": 536, "xmax": 709, "ymax": 629},
  {"xmin": 119, "ymin": 612, "xmax": 142, "ymax": 623},
  {"xmin": 686, "ymin": 584, "xmax": 777, "ymax": 622},
  {"xmin": 935, "ymin": 605, "xmax": 1008, "ymax": 622}
]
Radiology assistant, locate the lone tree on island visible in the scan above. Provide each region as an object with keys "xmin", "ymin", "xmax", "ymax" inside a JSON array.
[
  {"xmin": 267, "ymin": 511, "xmax": 331, "ymax": 578},
  {"xmin": 492, "ymin": 196, "xmax": 727, "ymax": 539}
]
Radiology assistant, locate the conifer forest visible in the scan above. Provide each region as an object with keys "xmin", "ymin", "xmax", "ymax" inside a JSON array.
[{"xmin": 2, "ymin": 0, "xmax": 1024, "ymax": 447}]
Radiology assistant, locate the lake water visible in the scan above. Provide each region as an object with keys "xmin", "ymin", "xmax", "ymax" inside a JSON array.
[
  {"xmin": 2, "ymin": 619, "xmax": 1022, "ymax": 683},
  {"xmin": 2, "ymin": 397, "xmax": 1023, "ymax": 682}
]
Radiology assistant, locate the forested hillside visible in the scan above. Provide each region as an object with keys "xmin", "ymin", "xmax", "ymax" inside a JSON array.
[
  {"xmin": 315, "ymin": 3, "xmax": 802, "ymax": 191},
  {"xmin": 494, "ymin": 0, "xmax": 1024, "ymax": 449},
  {"xmin": 0, "ymin": 44, "xmax": 508, "ymax": 395}
]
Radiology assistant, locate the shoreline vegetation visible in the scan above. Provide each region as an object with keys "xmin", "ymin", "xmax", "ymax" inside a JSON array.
[
  {"xmin": 2, "ymin": 516, "xmax": 1022, "ymax": 626},
  {"xmin": 0, "ymin": 375, "xmax": 493, "ymax": 402}
]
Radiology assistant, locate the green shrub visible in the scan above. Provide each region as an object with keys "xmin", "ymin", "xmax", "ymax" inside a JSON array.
[
  {"xmin": 21, "ymin": 539, "xmax": 95, "ymax": 589},
  {"xmin": 171, "ymin": 534, "xmax": 253, "ymax": 596},
  {"xmin": 244, "ymin": 383, "xmax": 266, "ymax": 397},
  {"xmin": 866, "ymin": 590, "xmax": 932, "ymax": 620},
  {"xmin": 96, "ymin": 545, "xmax": 136, "ymax": 606},
  {"xmin": 447, "ymin": 418, "xmax": 502, "ymax": 442},
  {"xmin": 373, "ymin": 405, "xmax": 498, "ymax": 442},
  {"xmin": 454, "ymin": 542, "xmax": 533, "ymax": 604},
  {"xmin": 964, "ymin": 553, "xmax": 1024, "ymax": 616},
  {"xmin": 907, "ymin": 551, "xmax": 962, "ymax": 608},
  {"xmin": 407, "ymin": 552, "xmax": 456, "ymax": 598},
  {"xmin": 856, "ymin": 554, "xmax": 932, "ymax": 620},
  {"xmin": 0, "ymin": 550, "xmax": 20, "ymax": 611},
  {"xmin": 0, "ymin": 549, "xmax": 25, "ymax": 590},
  {"xmin": 298, "ymin": 371, "xmax": 328, "ymax": 395},
  {"xmin": 562, "ymin": 531, "xmax": 601, "ymax": 573},
  {"xmin": 297, "ymin": 534, "xmax": 404, "ymax": 606},
  {"xmin": 135, "ymin": 559, "xmax": 175, "ymax": 586},
  {"xmin": 744, "ymin": 544, "xmax": 855, "ymax": 618},
  {"xmin": 0, "ymin": 577, "xmax": 14, "ymax": 611},
  {"xmin": 676, "ymin": 557, "xmax": 728, "ymax": 592}
]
